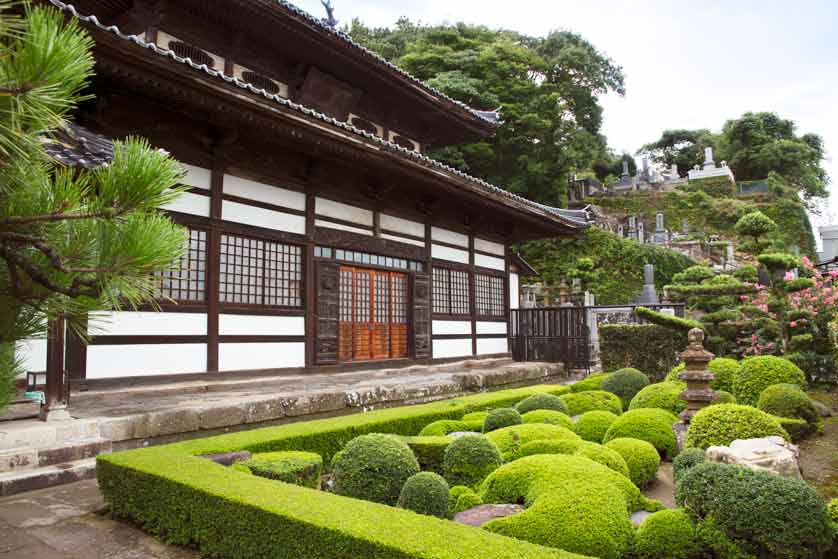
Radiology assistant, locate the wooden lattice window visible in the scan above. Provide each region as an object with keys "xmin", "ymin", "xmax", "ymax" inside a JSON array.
[
  {"xmin": 169, "ymin": 41, "xmax": 215, "ymax": 68},
  {"xmin": 219, "ymin": 233, "xmax": 302, "ymax": 307},
  {"xmin": 433, "ymin": 267, "xmax": 469, "ymax": 315},
  {"xmin": 157, "ymin": 228, "xmax": 207, "ymax": 302},
  {"xmin": 241, "ymin": 71, "xmax": 280, "ymax": 95},
  {"xmin": 475, "ymin": 273, "xmax": 504, "ymax": 317}
]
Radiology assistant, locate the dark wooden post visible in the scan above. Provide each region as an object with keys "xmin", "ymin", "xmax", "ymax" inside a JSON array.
[{"xmin": 41, "ymin": 315, "xmax": 70, "ymax": 421}]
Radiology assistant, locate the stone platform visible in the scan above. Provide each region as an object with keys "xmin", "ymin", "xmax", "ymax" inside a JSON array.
[{"xmin": 1, "ymin": 359, "xmax": 571, "ymax": 495}]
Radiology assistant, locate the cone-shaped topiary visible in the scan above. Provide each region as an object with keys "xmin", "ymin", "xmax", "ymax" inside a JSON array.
[
  {"xmin": 515, "ymin": 393, "xmax": 570, "ymax": 415},
  {"xmin": 571, "ymin": 372, "xmax": 613, "ymax": 393},
  {"xmin": 332, "ymin": 434, "xmax": 420, "ymax": 505},
  {"xmin": 483, "ymin": 407, "xmax": 523, "ymax": 432},
  {"xmin": 601, "ymin": 368, "xmax": 651, "ymax": 409},
  {"xmin": 603, "ymin": 408, "xmax": 680, "ymax": 459},
  {"xmin": 685, "ymin": 404, "xmax": 789, "ymax": 449},
  {"xmin": 733, "ymin": 355, "xmax": 806, "ymax": 406},
  {"xmin": 707, "ymin": 357, "xmax": 740, "ymax": 392},
  {"xmin": 672, "ymin": 448, "xmax": 706, "ymax": 483},
  {"xmin": 604, "ymin": 437, "xmax": 660, "ymax": 488},
  {"xmin": 574, "ymin": 442, "xmax": 630, "ymax": 478},
  {"xmin": 574, "ymin": 410, "xmax": 618, "ymax": 443},
  {"xmin": 629, "ymin": 381, "xmax": 687, "ymax": 415},
  {"xmin": 560, "ymin": 390, "xmax": 623, "ymax": 416},
  {"xmin": 442, "ymin": 434, "xmax": 503, "ymax": 488},
  {"xmin": 521, "ymin": 409, "xmax": 574, "ymax": 430},
  {"xmin": 633, "ymin": 509, "xmax": 701, "ymax": 559},
  {"xmin": 397, "ymin": 471, "xmax": 449, "ymax": 518}
]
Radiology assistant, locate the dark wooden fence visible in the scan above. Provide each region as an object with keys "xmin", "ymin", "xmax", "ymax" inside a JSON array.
[{"xmin": 509, "ymin": 307, "xmax": 590, "ymax": 370}]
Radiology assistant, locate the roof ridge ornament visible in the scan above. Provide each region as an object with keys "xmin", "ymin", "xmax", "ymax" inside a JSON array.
[{"xmin": 320, "ymin": 0, "xmax": 338, "ymax": 28}]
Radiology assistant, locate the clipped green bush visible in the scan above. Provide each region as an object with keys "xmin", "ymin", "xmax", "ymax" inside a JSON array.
[
  {"xmin": 520, "ymin": 409, "xmax": 574, "ymax": 430},
  {"xmin": 242, "ymin": 451, "xmax": 323, "ymax": 488},
  {"xmin": 775, "ymin": 415, "xmax": 811, "ymax": 442},
  {"xmin": 600, "ymin": 323, "xmax": 687, "ymax": 380},
  {"xmin": 332, "ymin": 434, "xmax": 420, "ymax": 505},
  {"xmin": 601, "ymin": 367, "xmax": 650, "ymax": 409},
  {"xmin": 442, "ymin": 435, "xmax": 503, "ymax": 488},
  {"xmin": 603, "ymin": 408, "xmax": 679, "ymax": 459},
  {"xmin": 604, "ymin": 437, "xmax": 660, "ymax": 488},
  {"xmin": 574, "ymin": 410, "xmax": 618, "ymax": 443},
  {"xmin": 447, "ymin": 485, "xmax": 474, "ymax": 517},
  {"xmin": 559, "ymin": 390, "xmax": 623, "ymax": 416},
  {"xmin": 675, "ymin": 462, "xmax": 834, "ymax": 559},
  {"xmin": 571, "ymin": 372, "xmax": 612, "ymax": 393},
  {"xmin": 665, "ymin": 362, "xmax": 685, "ymax": 382},
  {"xmin": 708, "ymin": 357, "xmax": 740, "ymax": 392},
  {"xmin": 400, "ymin": 436, "xmax": 451, "ymax": 474},
  {"xmin": 757, "ymin": 383, "xmax": 820, "ymax": 425},
  {"xmin": 686, "ymin": 404, "xmax": 789, "ymax": 449},
  {"xmin": 634, "ymin": 509, "xmax": 700, "ymax": 559},
  {"xmin": 574, "ymin": 443, "xmax": 630, "ymax": 478},
  {"xmin": 418, "ymin": 419, "xmax": 483, "ymax": 436},
  {"xmin": 629, "ymin": 381, "xmax": 687, "ymax": 415},
  {"xmin": 828, "ymin": 498, "xmax": 838, "ymax": 523},
  {"xmin": 672, "ymin": 448, "xmax": 706, "ymax": 483},
  {"xmin": 515, "ymin": 393, "xmax": 569, "ymax": 415},
  {"xmin": 397, "ymin": 472, "xmax": 449, "ymax": 518},
  {"xmin": 517, "ymin": 438, "xmax": 582, "ymax": 458},
  {"xmin": 734, "ymin": 355, "xmax": 807, "ymax": 406},
  {"xmin": 484, "ymin": 423, "xmax": 581, "ymax": 457},
  {"xmin": 483, "ymin": 408, "xmax": 523, "ymax": 432},
  {"xmin": 480, "ymin": 454, "xmax": 639, "ymax": 559},
  {"xmin": 453, "ymin": 492, "xmax": 483, "ymax": 515},
  {"xmin": 713, "ymin": 390, "xmax": 736, "ymax": 404},
  {"xmin": 461, "ymin": 411, "xmax": 489, "ymax": 422}
]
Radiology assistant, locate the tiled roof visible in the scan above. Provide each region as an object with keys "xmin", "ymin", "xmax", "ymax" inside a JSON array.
[
  {"xmin": 47, "ymin": 0, "xmax": 590, "ymax": 230},
  {"xmin": 41, "ymin": 123, "xmax": 113, "ymax": 169}
]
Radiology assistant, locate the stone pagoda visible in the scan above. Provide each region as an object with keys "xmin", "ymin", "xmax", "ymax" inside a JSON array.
[{"xmin": 677, "ymin": 328, "xmax": 716, "ymax": 423}]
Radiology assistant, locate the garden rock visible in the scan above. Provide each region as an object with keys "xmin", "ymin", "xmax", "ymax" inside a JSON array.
[
  {"xmin": 447, "ymin": 431, "xmax": 480, "ymax": 438},
  {"xmin": 630, "ymin": 510, "xmax": 653, "ymax": 526},
  {"xmin": 705, "ymin": 436, "xmax": 801, "ymax": 479},
  {"xmin": 453, "ymin": 504, "xmax": 524, "ymax": 527}
]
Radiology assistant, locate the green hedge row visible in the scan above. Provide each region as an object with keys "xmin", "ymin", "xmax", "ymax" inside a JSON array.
[
  {"xmin": 98, "ymin": 385, "xmax": 586, "ymax": 559},
  {"xmin": 599, "ymin": 324, "xmax": 687, "ymax": 381}
]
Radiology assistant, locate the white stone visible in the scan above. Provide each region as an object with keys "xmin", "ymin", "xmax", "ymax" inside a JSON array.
[{"xmin": 706, "ymin": 436, "xmax": 801, "ymax": 479}]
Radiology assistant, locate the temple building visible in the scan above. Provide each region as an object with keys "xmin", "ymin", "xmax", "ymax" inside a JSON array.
[{"xmin": 19, "ymin": 0, "xmax": 588, "ymax": 397}]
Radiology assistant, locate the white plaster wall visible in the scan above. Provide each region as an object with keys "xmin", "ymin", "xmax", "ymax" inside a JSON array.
[
  {"xmin": 509, "ymin": 273, "xmax": 520, "ymax": 310},
  {"xmin": 161, "ymin": 191, "xmax": 210, "ymax": 217},
  {"xmin": 475, "ymin": 238, "xmax": 505, "ymax": 256},
  {"xmin": 223, "ymin": 174, "xmax": 305, "ymax": 211},
  {"xmin": 315, "ymin": 220, "xmax": 372, "ymax": 236},
  {"xmin": 86, "ymin": 344, "xmax": 207, "ymax": 378},
  {"xmin": 477, "ymin": 337, "xmax": 509, "ymax": 355},
  {"xmin": 432, "ymin": 338, "xmax": 473, "ymax": 359},
  {"xmin": 475, "ymin": 253, "xmax": 505, "ymax": 271},
  {"xmin": 222, "ymin": 200, "xmax": 306, "ymax": 234},
  {"xmin": 431, "ymin": 244, "xmax": 469, "ymax": 264},
  {"xmin": 431, "ymin": 226, "xmax": 469, "ymax": 247},
  {"xmin": 219, "ymin": 314, "xmax": 304, "ymax": 336},
  {"xmin": 432, "ymin": 320, "xmax": 472, "ymax": 336},
  {"xmin": 315, "ymin": 197, "xmax": 373, "ymax": 226},
  {"xmin": 381, "ymin": 233, "xmax": 425, "ymax": 248},
  {"xmin": 88, "ymin": 312, "xmax": 207, "ymax": 336},
  {"xmin": 15, "ymin": 339, "xmax": 47, "ymax": 374},
  {"xmin": 476, "ymin": 321, "xmax": 507, "ymax": 335},
  {"xmin": 381, "ymin": 214, "xmax": 425, "ymax": 238},
  {"xmin": 218, "ymin": 342, "xmax": 305, "ymax": 371},
  {"xmin": 182, "ymin": 164, "xmax": 211, "ymax": 190}
]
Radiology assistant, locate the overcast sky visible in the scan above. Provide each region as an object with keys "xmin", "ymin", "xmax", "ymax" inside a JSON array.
[{"xmin": 294, "ymin": 0, "xmax": 838, "ymax": 246}]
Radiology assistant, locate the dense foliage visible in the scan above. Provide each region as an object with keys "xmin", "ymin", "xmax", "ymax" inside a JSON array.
[
  {"xmin": 332, "ymin": 434, "xmax": 420, "ymax": 505},
  {"xmin": 633, "ymin": 509, "xmax": 701, "ymax": 559},
  {"xmin": 559, "ymin": 390, "xmax": 623, "ymax": 416},
  {"xmin": 672, "ymin": 448, "xmax": 706, "ymax": 483},
  {"xmin": 733, "ymin": 356, "xmax": 807, "ymax": 406},
  {"xmin": 241, "ymin": 451, "xmax": 323, "ymax": 488},
  {"xmin": 520, "ymin": 409, "xmax": 575, "ymax": 430},
  {"xmin": 442, "ymin": 434, "xmax": 503, "ymax": 488},
  {"xmin": 599, "ymin": 324, "xmax": 687, "ymax": 380},
  {"xmin": 600, "ymin": 367, "xmax": 650, "ymax": 409},
  {"xmin": 628, "ymin": 381, "xmax": 687, "ymax": 415},
  {"xmin": 515, "ymin": 393, "xmax": 569, "ymax": 415},
  {"xmin": 602, "ymin": 408, "xmax": 679, "ymax": 459},
  {"xmin": 397, "ymin": 472, "xmax": 449, "ymax": 518},
  {"xmin": 603, "ymin": 437, "xmax": 660, "ymax": 488},
  {"xmin": 483, "ymin": 408, "xmax": 523, "ymax": 432},
  {"xmin": 574, "ymin": 410, "xmax": 618, "ymax": 443},
  {"xmin": 685, "ymin": 404, "xmax": 788, "ymax": 449}
]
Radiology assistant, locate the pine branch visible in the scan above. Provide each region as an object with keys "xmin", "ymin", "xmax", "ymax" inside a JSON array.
[
  {"xmin": 0, "ymin": 243, "xmax": 99, "ymax": 298},
  {"xmin": 0, "ymin": 208, "xmax": 120, "ymax": 226}
]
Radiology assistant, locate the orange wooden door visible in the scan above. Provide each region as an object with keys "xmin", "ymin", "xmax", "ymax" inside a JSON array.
[
  {"xmin": 390, "ymin": 273, "xmax": 408, "ymax": 358},
  {"xmin": 352, "ymin": 269, "xmax": 373, "ymax": 361},
  {"xmin": 372, "ymin": 271, "xmax": 391, "ymax": 359}
]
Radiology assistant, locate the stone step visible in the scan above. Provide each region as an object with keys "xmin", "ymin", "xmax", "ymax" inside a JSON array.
[
  {"xmin": 0, "ymin": 457, "xmax": 97, "ymax": 497},
  {"xmin": 0, "ymin": 417, "xmax": 102, "ymax": 451},
  {"xmin": 0, "ymin": 436, "xmax": 111, "ymax": 473}
]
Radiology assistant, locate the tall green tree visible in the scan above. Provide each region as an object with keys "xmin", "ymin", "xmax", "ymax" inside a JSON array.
[
  {"xmin": 0, "ymin": 3, "xmax": 188, "ymax": 411},
  {"xmin": 347, "ymin": 20, "xmax": 625, "ymax": 207}
]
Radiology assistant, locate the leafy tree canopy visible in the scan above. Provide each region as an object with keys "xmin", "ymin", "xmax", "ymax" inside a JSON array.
[{"xmin": 637, "ymin": 129, "xmax": 716, "ymax": 177}]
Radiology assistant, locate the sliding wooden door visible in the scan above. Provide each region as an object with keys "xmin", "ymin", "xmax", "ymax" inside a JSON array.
[{"xmin": 339, "ymin": 266, "xmax": 408, "ymax": 362}]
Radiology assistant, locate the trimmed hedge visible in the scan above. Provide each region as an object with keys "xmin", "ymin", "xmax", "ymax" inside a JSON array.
[
  {"xmin": 517, "ymin": 438, "xmax": 583, "ymax": 458},
  {"xmin": 516, "ymin": 393, "xmax": 569, "ymax": 415},
  {"xmin": 400, "ymin": 436, "xmax": 451, "ymax": 474},
  {"xmin": 675, "ymin": 461, "xmax": 834, "ymax": 559},
  {"xmin": 665, "ymin": 362, "xmax": 685, "ymax": 382},
  {"xmin": 570, "ymin": 372, "xmax": 612, "ymax": 393},
  {"xmin": 633, "ymin": 509, "xmax": 700, "ymax": 559},
  {"xmin": 419, "ymin": 419, "xmax": 484, "ymax": 436},
  {"xmin": 757, "ymin": 383, "xmax": 820, "ymax": 425},
  {"xmin": 713, "ymin": 390, "xmax": 736, "ymax": 404},
  {"xmin": 601, "ymin": 368, "xmax": 650, "ymax": 409},
  {"xmin": 574, "ymin": 411, "xmax": 618, "ymax": 443},
  {"xmin": 521, "ymin": 409, "xmax": 575, "ymax": 430},
  {"xmin": 734, "ymin": 355, "xmax": 807, "ymax": 406},
  {"xmin": 242, "ymin": 451, "xmax": 322, "ymax": 489},
  {"xmin": 672, "ymin": 448, "xmax": 706, "ymax": 483},
  {"xmin": 603, "ymin": 438, "xmax": 660, "ymax": 488},
  {"xmin": 603, "ymin": 408, "xmax": 680, "ymax": 459},
  {"xmin": 442, "ymin": 434, "xmax": 503, "ymax": 488},
  {"xmin": 559, "ymin": 390, "xmax": 623, "ymax": 416},
  {"xmin": 483, "ymin": 408, "xmax": 523, "ymax": 432},
  {"xmin": 484, "ymin": 423, "xmax": 582, "ymax": 458},
  {"xmin": 600, "ymin": 324, "xmax": 687, "ymax": 381},
  {"xmin": 628, "ymin": 381, "xmax": 687, "ymax": 415},
  {"xmin": 332, "ymin": 434, "xmax": 419, "ymax": 505},
  {"xmin": 707, "ymin": 357, "xmax": 740, "ymax": 392},
  {"xmin": 98, "ymin": 385, "xmax": 584, "ymax": 559},
  {"xmin": 398, "ymin": 472, "xmax": 449, "ymax": 518},
  {"xmin": 574, "ymin": 443, "xmax": 630, "ymax": 478},
  {"xmin": 453, "ymin": 491, "xmax": 483, "ymax": 516},
  {"xmin": 685, "ymin": 404, "xmax": 788, "ymax": 449}
]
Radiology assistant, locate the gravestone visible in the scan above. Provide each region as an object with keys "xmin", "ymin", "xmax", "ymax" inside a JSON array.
[{"xmin": 637, "ymin": 264, "xmax": 660, "ymax": 304}]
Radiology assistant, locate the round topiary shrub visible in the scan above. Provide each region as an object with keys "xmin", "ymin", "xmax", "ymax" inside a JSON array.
[
  {"xmin": 665, "ymin": 362, "xmax": 685, "ymax": 382},
  {"xmin": 734, "ymin": 355, "xmax": 807, "ymax": 406},
  {"xmin": 571, "ymin": 372, "xmax": 613, "ymax": 393},
  {"xmin": 418, "ymin": 418, "xmax": 483, "ymax": 436},
  {"xmin": 675, "ymin": 461, "xmax": 834, "ymax": 559},
  {"xmin": 708, "ymin": 357, "xmax": 740, "ymax": 392},
  {"xmin": 243, "ymin": 451, "xmax": 323, "ymax": 488},
  {"xmin": 442, "ymin": 434, "xmax": 503, "ymax": 488},
  {"xmin": 332, "ymin": 434, "xmax": 420, "ymax": 505},
  {"xmin": 453, "ymin": 491, "xmax": 483, "ymax": 515},
  {"xmin": 515, "ymin": 392, "xmax": 569, "ymax": 415},
  {"xmin": 603, "ymin": 408, "xmax": 679, "ymax": 459},
  {"xmin": 604, "ymin": 437, "xmax": 660, "ymax": 488},
  {"xmin": 517, "ymin": 438, "xmax": 582, "ymax": 458},
  {"xmin": 521, "ymin": 409, "xmax": 574, "ymax": 430},
  {"xmin": 397, "ymin": 472, "xmax": 449, "ymax": 518},
  {"xmin": 672, "ymin": 448, "xmax": 705, "ymax": 483},
  {"xmin": 713, "ymin": 390, "xmax": 736, "ymax": 404},
  {"xmin": 758, "ymin": 383, "xmax": 820, "ymax": 425},
  {"xmin": 628, "ymin": 381, "xmax": 687, "ymax": 415},
  {"xmin": 574, "ymin": 443, "xmax": 630, "ymax": 478},
  {"xmin": 574, "ymin": 410, "xmax": 618, "ymax": 443},
  {"xmin": 634, "ymin": 509, "xmax": 700, "ymax": 559},
  {"xmin": 484, "ymin": 423, "xmax": 581, "ymax": 457},
  {"xmin": 447, "ymin": 485, "xmax": 473, "ymax": 517},
  {"xmin": 601, "ymin": 367, "xmax": 650, "ymax": 409},
  {"xmin": 483, "ymin": 407, "xmax": 523, "ymax": 432},
  {"xmin": 559, "ymin": 390, "xmax": 623, "ymax": 416},
  {"xmin": 685, "ymin": 404, "xmax": 789, "ymax": 449}
]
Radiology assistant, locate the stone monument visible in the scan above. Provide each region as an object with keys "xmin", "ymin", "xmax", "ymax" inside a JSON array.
[
  {"xmin": 654, "ymin": 212, "xmax": 667, "ymax": 244},
  {"xmin": 687, "ymin": 146, "xmax": 735, "ymax": 181},
  {"xmin": 637, "ymin": 264, "xmax": 660, "ymax": 305},
  {"xmin": 677, "ymin": 328, "xmax": 716, "ymax": 423}
]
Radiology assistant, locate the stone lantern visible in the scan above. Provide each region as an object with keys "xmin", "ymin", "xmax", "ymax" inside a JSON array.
[{"xmin": 677, "ymin": 328, "xmax": 716, "ymax": 423}]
